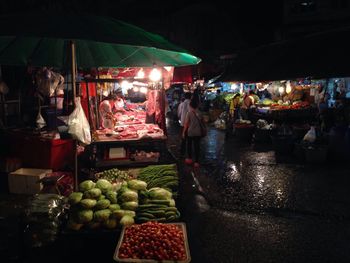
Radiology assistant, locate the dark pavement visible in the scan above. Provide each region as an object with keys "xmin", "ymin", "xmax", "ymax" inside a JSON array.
[{"xmin": 167, "ymin": 117, "xmax": 350, "ymax": 263}]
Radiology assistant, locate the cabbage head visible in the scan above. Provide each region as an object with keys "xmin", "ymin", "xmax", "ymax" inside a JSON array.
[
  {"xmin": 106, "ymin": 190, "xmax": 118, "ymax": 204},
  {"xmin": 79, "ymin": 180, "xmax": 96, "ymax": 192},
  {"xmin": 95, "ymin": 199, "xmax": 111, "ymax": 210},
  {"xmin": 127, "ymin": 180, "xmax": 147, "ymax": 191},
  {"xmin": 68, "ymin": 192, "xmax": 83, "ymax": 205},
  {"xmin": 94, "ymin": 209, "xmax": 111, "ymax": 222},
  {"xmin": 84, "ymin": 188, "xmax": 102, "ymax": 199},
  {"xmin": 80, "ymin": 199, "xmax": 97, "ymax": 209},
  {"xmin": 149, "ymin": 188, "xmax": 172, "ymax": 200},
  {"xmin": 95, "ymin": 179, "xmax": 112, "ymax": 193},
  {"xmin": 77, "ymin": 209, "xmax": 94, "ymax": 224},
  {"xmin": 120, "ymin": 215, "xmax": 134, "ymax": 226}
]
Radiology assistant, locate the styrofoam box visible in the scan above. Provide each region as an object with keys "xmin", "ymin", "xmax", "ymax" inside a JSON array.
[{"xmin": 8, "ymin": 168, "xmax": 52, "ymax": 194}]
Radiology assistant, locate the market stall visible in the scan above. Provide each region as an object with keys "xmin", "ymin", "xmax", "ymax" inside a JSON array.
[{"xmin": 0, "ymin": 13, "xmax": 201, "ymax": 263}]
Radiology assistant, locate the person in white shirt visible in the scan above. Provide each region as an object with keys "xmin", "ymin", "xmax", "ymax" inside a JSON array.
[{"xmin": 178, "ymin": 92, "xmax": 192, "ymax": 156}]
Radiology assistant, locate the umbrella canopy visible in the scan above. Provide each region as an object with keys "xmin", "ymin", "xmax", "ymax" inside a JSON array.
[
  {"xmin": 219, "ymin": 26, "xmax": 350, "ymax": 82},
  {"xmin": 0, "ymin": 14, "xmax": 201, "ymax": 68}
]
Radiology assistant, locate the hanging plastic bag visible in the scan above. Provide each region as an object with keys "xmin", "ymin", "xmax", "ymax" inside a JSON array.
[
  {"xmin": 303, "ymin": 126, "xmax": 316, "ymax": 143},
  {"xmin": 68, "ymin": 97, "xmax": 91, "ymax": 145},
  {"xmin": 36, "ymin": 107, "xmax": 46, "ymax": 129}
]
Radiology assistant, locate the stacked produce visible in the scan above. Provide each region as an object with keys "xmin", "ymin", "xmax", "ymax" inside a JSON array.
[
  {"xmin": 117, "ymin": 222, "xmax": 188, "ymax": 261},
  {"xmin": 138, "ymin": 164, "xmax": 178, "ymax": 195},
  {"xmin": 67, "ymin": 179, "xmax": 138, "ymax": 230},
  {"xmin": 136, "ymin": 187, "xmax": 180, "ymax": 223},
  {"xmin": 67, "ymin": 164, "xmax": 182, "ymax": 230},
  {"xmin": 95, "ymin": 167, "xmax": 132, "ymax": 183}
]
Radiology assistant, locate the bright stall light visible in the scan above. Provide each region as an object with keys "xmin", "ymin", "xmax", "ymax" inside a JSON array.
[
  {"xmin": 286, "ymin": 81, "xmax": 292, "ymax": 94},
  {"xmin": 133, "ymin": 87, "xmax": 139, "ymax": 92},
  {"xmin": 140, "ymin": 87, "xmax": 147, "ymax": 93},
  {"xmin": 121, "ymin": 80, "xmax": 132, "ymax": 90},
  {"xmin": 278, "ymin": 86, "xmax": 285, "ymax": 94},
  {"xmin": 136, "ymin": 68, "xmax": 145, "ymax": 79},
  {"xmin": 231, "ymin": 83, "xmax": 238, "ymax": 90},
  {"xmin": 149, "ymin": 68, "xmax": 162, "ymax": 82}
]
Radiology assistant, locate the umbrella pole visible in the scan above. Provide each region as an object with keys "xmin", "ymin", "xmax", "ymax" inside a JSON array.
[{"xmin": 70, "ymin": 41, "xmax": 79, "ymax": 191}]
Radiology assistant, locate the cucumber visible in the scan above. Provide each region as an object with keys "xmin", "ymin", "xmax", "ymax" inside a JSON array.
[
  {"xmin": 148, "ymin": 199, "xmax": 170, "ymax": 205},
  {"xmin": 137, "ymin": 212, "xmax": 155, "ymax": 219},
  {"xmin": 167, "ymin": 215, "xmax": 177, "ymax": 221},
  {"xmin": 165, "ymin": 211, "xmax": 176, "ymax": 218},
  {"xmin": 165, "ymin": 207, "xmax": 178, "ymax": 212},
  {"xmin": 147, "ymin": 210, "xmax": 165, "ymax": 217}
]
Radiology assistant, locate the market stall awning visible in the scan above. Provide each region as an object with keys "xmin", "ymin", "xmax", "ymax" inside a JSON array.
[
  {"xmin": 0, "ymin": 14, "xmax": 201, "ymax": 68},
  {"xmin": 218, "ymin": 26, "xmax": 350, "ymax": 82}
]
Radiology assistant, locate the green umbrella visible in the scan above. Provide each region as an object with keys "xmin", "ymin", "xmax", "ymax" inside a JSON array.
[{"xmin": 0, "ymin": 14, "xmax": 200, "ymax": 67}]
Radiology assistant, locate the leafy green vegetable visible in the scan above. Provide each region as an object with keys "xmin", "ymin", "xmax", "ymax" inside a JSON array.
[
  {"xmin": 127, "ymin": 179, "xmax": 147, "ymax": 191},
  {"xmin": 79, "ymin": 199, "xmax": 97, "ymax": 209},
  {"xmin": 68, "ymin": 192, "xmax": 83, "ymax": 205},
  {"xmin": 79, "ymin": 180, "xmax": 95, "ymax": 192}
]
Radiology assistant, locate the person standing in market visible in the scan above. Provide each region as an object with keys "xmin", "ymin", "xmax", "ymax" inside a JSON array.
[
  {"xmin": 241, "ymin": 90, "xmax": 255, "ymax": 120},
  {"xmin": 178, "ymin": 92, "xmax": 192, "ymax": 156},
  {"xmin": 183, "ymin": 98, "xmax": 204, "ymax": 168},
  {"xmin": 227, "ymin": 93, "xmax": 241, "ymax": 136}
]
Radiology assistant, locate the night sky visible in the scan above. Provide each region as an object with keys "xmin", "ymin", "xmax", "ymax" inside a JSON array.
[{"xmin": 0, "ymin": 0, "xmax": 284, "ymax": 62}]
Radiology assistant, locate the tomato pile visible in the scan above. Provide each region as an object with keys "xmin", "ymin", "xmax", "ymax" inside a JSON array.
[{"xmin": 118, "ymin": 222, "xmax": 187, "ymax": 261}]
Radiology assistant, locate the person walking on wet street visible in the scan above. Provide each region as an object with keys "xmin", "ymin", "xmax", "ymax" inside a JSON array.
[
  {"xmin": 183, "ymin": 98, "xmax": 204, "ymax": 168},
  {"xmin": 178, "ymin": 92, "xmax": 192, "ymax": 156}
]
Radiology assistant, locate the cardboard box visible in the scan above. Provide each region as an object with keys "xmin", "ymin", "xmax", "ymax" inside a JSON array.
[{"xmin": 8, "ymin": 168, "xmax": 52, "ymax": 194}]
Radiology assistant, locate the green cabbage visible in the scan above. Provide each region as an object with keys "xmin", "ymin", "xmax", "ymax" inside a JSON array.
[
  {"xmin": 127, "ymin": 179, "xmax": 147, "ymax": 191},
  {"xmin": 124, "ymin": 210, "xmax": 136, "ymax": 217},
  {"xmin": 121, "ymin": 201, "xmax": 138, "ymax": 211},
  {"xmin": 68, "ymin": 192, "xmax": 83, "ymax": 205},
  {"xmin": 119, "ymin": 189, "xmax": 138, "ymax": 203},
  {"xmin": 79, "ymin": 180, "xmax": 96, "ymax": 192},
  {"xmin": 111, "ymin": 209, "xmax": 125, "ymax": 219},
  {"xmin": 95, "ymin": 199, "xmax": 111, "ymax": 210},
  {"xmin": 79, "ymin": 199, "xmax": 97, "ymax": 209},
  {"xmin": 77, "ymin": 209, "xmax": 94, "ymax": 224},
  {"xmin": 120, "ymin": 215, "xmax": 134, "ymax": 226},
  {"xmin": 106, "ymin": 190, "xmax": 118, "ymax": 204},
  {"xmin": 109, "ymin": 204, "xmax": 121, "ymax": 211},
  {"xmin": 98, "ymin": 195, "xmax": 106, "ymax": 201},
  {"xmin": 84, "ymin": 188, "xmax": 102, "ymax": 199},
  {"xmin": 149, "ymin": 188, "xmax": 172, "ymax": 200},
  {"xmin": 95, "ymin": 179, "xmax": 112, "ymax": 193},
  {"xmin": 93, "ymin": 209, "xmax": 111, "ymax": 222}
]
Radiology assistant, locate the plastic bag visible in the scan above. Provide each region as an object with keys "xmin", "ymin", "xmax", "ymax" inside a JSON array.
[
  {"xmin": 68, "ymin": 97, "xmax": 91, "ymax": 145},
  {"xmin": 303, "ymin": 126, "xmax": 316, "ymax": 143},
  {"xmin": 36, "ymin": 107, "xmax": 46, "ymax": 129}
]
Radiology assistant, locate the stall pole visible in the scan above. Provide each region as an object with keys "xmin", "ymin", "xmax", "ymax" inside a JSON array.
[{"xmin": 70, "ymin": 41, "xmax": 79, "ymax": 191}]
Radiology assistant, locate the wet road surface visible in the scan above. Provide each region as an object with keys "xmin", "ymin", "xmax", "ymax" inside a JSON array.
[{"xmin": 167, "ymin": 117, "xmax": 350, "ymax": 263}]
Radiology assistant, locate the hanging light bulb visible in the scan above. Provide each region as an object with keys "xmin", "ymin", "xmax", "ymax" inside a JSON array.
[
  {"xmin": 133, "ymin": 87, "xmax": 139, "ymax": 92},
  {"xmin": 140, "ymin": 87, "xmax": 147, "ymax": 93},
  {"xmin": 136, "ymin": 68, "xmax": 145, "ymax": 79},
  {"xmin": 286, "ymin": 81, "xmax": 292, "ymax": 94},
  {"xmin": 278, "ymin": 86, "xmax": 285, "ymax": 94},
  {"xmin": 149, "ymin": 68, "xmax": 162, "ymax": 82}
]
